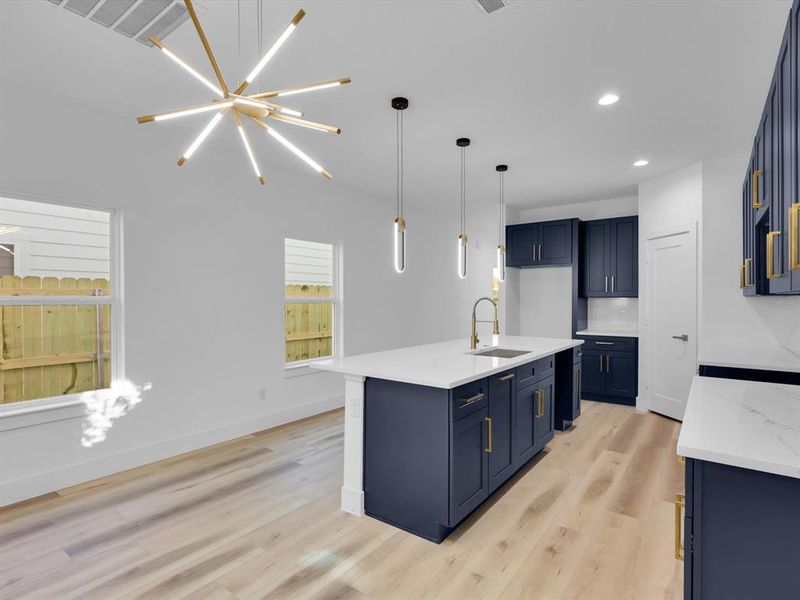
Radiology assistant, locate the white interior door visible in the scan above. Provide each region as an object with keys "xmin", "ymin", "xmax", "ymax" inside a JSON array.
[{"xmin": 647, "ymin": 226, "xmax": 697, "ymax": 421}]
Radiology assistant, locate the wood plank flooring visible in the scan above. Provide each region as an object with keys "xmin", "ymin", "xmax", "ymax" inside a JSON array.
[{"xmin": 0, "ymin": 401, "xmax": 684, "ymax": 599}]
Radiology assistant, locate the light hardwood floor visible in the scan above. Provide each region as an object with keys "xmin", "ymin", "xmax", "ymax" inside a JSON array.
[{"xmin": 0, "ymin": 400, "xmax": 684, "ymax": 600}]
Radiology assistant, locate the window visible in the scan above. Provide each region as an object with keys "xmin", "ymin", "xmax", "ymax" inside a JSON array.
[
  {"xmin": 284, "ymin": 238, "xmax": 338, "ymax": 366},
  {"xmin": 0, "ymin": 196, "xmax": 119, "ymax": 405}
]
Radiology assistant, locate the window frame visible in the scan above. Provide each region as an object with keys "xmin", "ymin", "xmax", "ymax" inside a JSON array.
[
  {"xmin": 0, "ymin": 191, "xmax": 124, "ymax": 428},
  {"xmin": 283, "ymin": 238, "xmax": 341, "ymax": 374}
]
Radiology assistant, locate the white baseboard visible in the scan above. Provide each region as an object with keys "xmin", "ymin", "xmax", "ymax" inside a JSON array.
[
  {"xmin": 341, "ymin": 485, "xmax": 365, "ymax": 516},
  {"xmin": 0, "ymin": 394, "xmax": 344, "ymax": 507}
]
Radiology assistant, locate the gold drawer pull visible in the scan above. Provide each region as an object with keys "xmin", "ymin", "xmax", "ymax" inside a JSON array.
[
  {"xmin": 484, "ymin": 416, "xmax": 493, "ymax": 453},
  {"xmin": 461, "ymin": 392, "xmax": 485, "ymax": 406},
  {"xmin": 675, "ymin": 493, "xmax": 686, "ymax": 560},
  {"xmin": 767, "ymin": 231, "xmax": 781, "ymax": 279},
  {"xmin": 497, "ymin": 372, "xmax": 515, "ymax": 382},
  {"xmin": 739, "ymin": 262, "xmax": 745, "ymax": 289},
  {"xmin": 752, "ymin": 169, "xmax": 763, "ymax": 208},
  {"xmin": 744, "ymin": 257, "xmax": 753, "ymax": 288},
  {"xmin": 790, "ymin": 203, "xmax": 800, "ymax": 271}
]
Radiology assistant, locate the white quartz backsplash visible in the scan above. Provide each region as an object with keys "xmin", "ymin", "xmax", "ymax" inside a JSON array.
[{"xmin": 588, "ymin": 297, "xmax": 638, "ymax": 332}]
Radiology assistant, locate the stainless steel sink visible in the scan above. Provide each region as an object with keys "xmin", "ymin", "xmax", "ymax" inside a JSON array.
[{"xmin": 472, "ymin": 348, "xmax": 532, "ymax": 358}]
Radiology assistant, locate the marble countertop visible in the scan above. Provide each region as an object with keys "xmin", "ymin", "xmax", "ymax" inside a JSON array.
[
  {"xmin": 699, "ymin": 342, "xmax": 800, "ymax": 374},
  {"xmin": 575, "ymin": 328, "xmax": 638, "ymax": 338},
  {"xmin": 677, "ymin": 376, "xmax": 800, "ymax": 479},
  {"xmin": 310, "ymin": 335, "xmax": 583, "ymax": 389}
]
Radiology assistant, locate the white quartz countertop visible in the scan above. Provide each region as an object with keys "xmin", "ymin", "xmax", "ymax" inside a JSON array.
[
  {"xmin": 677, "ymin": 376, "xmax": 800, "ymax": 479},
  {"xmin": 699, "ymin": 342, "xmax": 800, "ymax": 374},
  {"xmin": 310, "ymin": 335, "xmax": 583, "ymax": 389},
  {"xmin": 575, "ymin": 328, "xmax": 638, "ymax": 338}
]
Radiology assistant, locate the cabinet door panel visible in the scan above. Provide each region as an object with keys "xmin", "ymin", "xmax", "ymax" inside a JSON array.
[
  {"xmin": 605, "ymin": 352, "xmax": 637, "ymax": 398},
  {"xmin": 538, "ymin": 220, "xmax": 572, "ymax": 265},
  {"xmin": 580, "ymin": 350, "xmax": 605, "ymax": 395},
  {"xmin": 581, "ymin": 221, "xmax": 610, "ymax": 296},
  {"xmin": 513, "ymin": 385, "xmax": 537, "ymax": 468},
  {"xmin": 488, "ymin": 372, "xmax": 515, "ymax": 492},
  {"xmin": 450, "ymin": 407, "xmax": 488, "ymax": 525},
  {"xmin": 507, "ymin": 225, "xmax": 536, "ymax": 267},
  {"xmin": 534, "ymin": 376, "xmax": 555, "ymax": 450},
  {"xmin": 610, "ymin": 217, "xmax": 638, "ymax": 297},
  {"xmin": 793, "ymin": 0, "xmax": 800, "ymax": 292}
]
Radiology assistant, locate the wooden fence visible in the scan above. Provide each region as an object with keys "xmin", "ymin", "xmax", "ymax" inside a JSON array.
[
  {"xmin": 285, "ymin": 284, "xmax": 333, "ymax": 363},
  {"xmin": 0, "ymin": 275, "xmax": 111, "ymax": 404}
]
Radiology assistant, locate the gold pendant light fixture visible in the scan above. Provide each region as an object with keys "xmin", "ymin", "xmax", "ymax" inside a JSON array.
[
  {"xmin": 496, "ymin": 164, "xmax": 508, "ymax": 282},
  {"xmin": 136, "ymin": 0, "xmax": 351, "ymax": 183},
  {"xmin": 392, "ymin": 97, "xmax": 409, "ymax": 274},
  {"xmin": 456, "ymin": 138, "xmax": 471, "ymax": 279}
]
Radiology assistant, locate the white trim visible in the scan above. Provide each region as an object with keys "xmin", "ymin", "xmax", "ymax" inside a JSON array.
[
  {"xmin": 0, "ymin": 393, "xmax": 345, "ymax": 506},
  {"xmin": 341, "ymin": 374, "xmax": 365, "ymax": 516}
]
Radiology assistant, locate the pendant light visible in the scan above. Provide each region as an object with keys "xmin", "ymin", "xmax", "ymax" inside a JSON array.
[
  {"xmin": 392, "ymin": 97, "xmax": 409, "ymax": 273},
  {"xmin": 456, "ymin": 138, "xmax": 471, "ymax": 279},
  {"xmin": 496, "ymin": 164, "xmax": 508, "ymax": 282}
]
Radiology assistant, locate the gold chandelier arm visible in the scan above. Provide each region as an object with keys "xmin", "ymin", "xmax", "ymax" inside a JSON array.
[
  {"xmin": 249, "ymin": 77, "xmax": 351, "ymax": 100},
  {"xmin": 137, "ymin": 99, "xmax": 233, "ymax": 123},
  {"xmin": 266, "ymin": 113, "xmax": 341, "ymax": 135},
  {"xmin": 232, "ymin": 110, "xmax": 265, "ymax": 185},
  {"xmin": 184, "ymin": 0, "xmax": 229, "ymax": 96},
  {"xmin": 148, "ymin": 36, "xmax": 224, "ymax": 98},
  {"xmin": 250, "ymin": 117, "xmax": 332, "ymax": 180},
  {"xmin": 234, "ymin": 9, "xmax": 306, "ymax": 96},
  {"xmin": 177, "ymin": 107, "xmax": 229, "ymax": 166}
]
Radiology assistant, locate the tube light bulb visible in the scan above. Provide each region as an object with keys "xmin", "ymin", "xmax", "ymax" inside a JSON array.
[
  {"xmin": 154, "ymin": 101, "xmax": 232, "ymax": 122},
  {"xmin": 458, "ymin": 234, "xmax": 468, "ymax": 279},
  {"xmin": 182, "ymin": 110, "xmax": 225, "ymax": 160},
  {"xmin": 266, "ymin": 127, "xmax": 325, "ymax": 174},
  {"xmin": 497, "ymin": 244, "xmax": 506, "ymax": 283},
  {"xmin": 278, "ymin": 81, "xmax": 341, "ymax": 97},
  {"xmin": 394, "ymin": 217, "xmax": 406, "ymax": 274},
  {"xmin": 245, "ymin": 23, "xmax": 297, "ymax": 84},
  {"xmin": 237, "ymin": 126, "xmax": 261, "ymax": 179},
  {"xmin": 233, "ymin": 97, "xmax": 268, "ymax": 109},
  {"xmin": 277, "ymin": 106, "xmax": 303, "ymax": 117},
  {"xmin": 160, "ymin": 47, "xmax": 223, "ymax": 97}
]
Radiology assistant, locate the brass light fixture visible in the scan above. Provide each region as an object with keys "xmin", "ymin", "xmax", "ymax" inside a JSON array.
[
  {"xmin": 392, "ymin": 97, "xmax": 409, "ymax": 273},
  {"xmin": 456, "ymin": 138, "xmax": 470, "ymax": 279},
  {"xmin": 136, "ymin": 0, "xmax": 351, "ymax": 183},
  {"xmin": 496, "ymin": 164, "xmax": 508, "ymax": 282}
]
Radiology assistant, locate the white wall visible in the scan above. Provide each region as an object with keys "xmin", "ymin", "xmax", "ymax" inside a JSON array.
[
  {"xmin": 637, "ymin": 162, "xmax": 703, "ymax": 410},
  {"xmin": 515, "ymin": 195, "xmax": 638, "ymax": 224},
  {"xmin": 0, "ymin": 196, "xmax": 111, "ymax": 279},
  {"xmin": 700, "ymin": 154, "xmax": 800, "ymax": 361},
  {"xmin": 0, "ymin": 84, "xmax": 472, "ymax": 505}
]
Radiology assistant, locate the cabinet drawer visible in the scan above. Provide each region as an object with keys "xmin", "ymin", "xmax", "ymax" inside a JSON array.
[
  {"xmin": 451, "ymin": 378, "xmax": 488, "ymax": 421},
  {"xmin": 537, "ymin": 355, "xmax": 555, "ymax": 380},
  {"xmin": 578, "ymin": 337, "xmax": 636, "ymax": 353}
]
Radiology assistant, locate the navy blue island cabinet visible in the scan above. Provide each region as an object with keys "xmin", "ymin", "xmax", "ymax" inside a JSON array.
[
  {"xmin": 363, "ymin": 353, "xmax": 569, "ymax": 543},
  {"xmin": 682, "ymin": 457, "xmax": 800, "ymax": 599}
]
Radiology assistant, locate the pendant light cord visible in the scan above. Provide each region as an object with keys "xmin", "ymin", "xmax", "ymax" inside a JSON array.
[
  {"xmin": 460, "ymin": 146, "xmax": 466, "ymax": 235},
  {"xmin": 257, "ymin": 0, "xmax": 263, "ymax": 93},
  {"xmin": 498, "ymin": 171, "xmax": 505, "ymax": 245},
  {"xmin": 396, "ymin": 109, "xmax": 404, "ymax": 219}
]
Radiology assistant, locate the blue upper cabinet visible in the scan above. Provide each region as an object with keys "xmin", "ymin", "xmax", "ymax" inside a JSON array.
[
  {"xmin": 580, "ymin": 216, "xmax": 638, "ymax": 297},
  {"xmin": 742, "ymin": 0, "xmax": 800, "ymax": 296},
  {"xmin": 506, "ymin": 219, "xmax": 572, "ymax": 268}
]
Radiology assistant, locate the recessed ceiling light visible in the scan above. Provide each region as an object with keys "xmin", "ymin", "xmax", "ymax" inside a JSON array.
[
  {"xmin": 598, "ymin": 93, "xmax": 620, "ymax": 106},
  {"xmin": 633, "ymin": 159, "xmax": 649, "ymax": 167}
]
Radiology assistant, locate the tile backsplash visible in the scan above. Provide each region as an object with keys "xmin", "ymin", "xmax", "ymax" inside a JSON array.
[{"xmin": 588, "ymin": 298, "xmax": 638, "ymax": 331}]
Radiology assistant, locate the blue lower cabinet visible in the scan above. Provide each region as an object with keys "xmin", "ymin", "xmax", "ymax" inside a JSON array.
[
  {"xmin": 487, "ymin": 371, "xmax": 516, "ymax": 493},
  {"xmin": 449, "ymin": 407, "xmax": 489, "ymax": 525},
  {"xmin": 683, "ymin": 458, "xmax": 800, "ymax": 599},
  {"xmin": 575, "ymin": 336, "xmax": 637, "ymax": 406},
  {"xmin": 363, "ymin": 356, "xmax": 559, "ymax": 543},
  {"xmin": 554, "ymin": 347, "xmax": 582, "ymax": 430}
]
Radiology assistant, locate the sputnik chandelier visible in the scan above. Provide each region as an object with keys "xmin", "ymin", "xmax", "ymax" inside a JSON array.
[{"xmin": 137, "ymin": 0, "xmax": 351, "ymax": 184}]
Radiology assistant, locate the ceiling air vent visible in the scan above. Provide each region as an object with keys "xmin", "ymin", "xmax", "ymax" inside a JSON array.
[
  {"xmin": 473, "ymin": 0, "xmax": 518, "ymax": 16},
  {"xmin": 45, "ymin": 0, "xmax": 195, "ymax": 46}
]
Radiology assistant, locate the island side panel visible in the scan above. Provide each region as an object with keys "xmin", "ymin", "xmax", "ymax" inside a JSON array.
[
  {"xmin": 364, "ymin": 378, "xmax": 451, "ymax": 542},
  {"xmin": 341, "ymin": 374, "xmax": 366, "ymax": 516}
]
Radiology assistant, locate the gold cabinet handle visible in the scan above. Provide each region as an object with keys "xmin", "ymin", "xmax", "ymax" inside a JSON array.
[
  {"xmin": 739, "ymin": 262, "xmax": 745, "ymax": 289},
  {"xmin": 462, "ymin": 392, "xmax": 485, "ymax": 406},
  {"xmin": 484, "ymin": 416, "xmax": 492, "ymax": 453},
  {"xmin": 744, "ymin": 257, "xmax": 753, "ymax": 288},
  {"xmin": 790, "ymin": 203, "xmax": 800, "ymax": 271},
  {"xmin": 497, "ymin": 372, "xmax": 515, "ymax": 382},
  {"xmin": 675, "ymin": 493, "xmax": 686, "ymax": 561},
  {"xmin": 752, "ymin": 169, "xmax": 763, "ymax": 208},
  {"xmin": 767, "ymin": 231, "xmax": 781, "ymax": 279}
]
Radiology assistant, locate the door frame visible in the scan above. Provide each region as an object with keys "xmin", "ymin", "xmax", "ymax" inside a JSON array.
[{"xmin": 641, "ymin": 221, "xmax": 699, "ymax": 417}]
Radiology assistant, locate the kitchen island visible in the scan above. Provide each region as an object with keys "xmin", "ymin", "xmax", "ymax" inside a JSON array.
[{"xmin": 312, "ymin": 335, "xmax": 583, "ymax": 542}]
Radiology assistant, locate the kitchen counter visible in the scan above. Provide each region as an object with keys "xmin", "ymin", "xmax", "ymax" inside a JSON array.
[
  {"xmin": 575, "ymin": 328, "xmax": 638, "ymax": 338},
  {"xmin": 311, "ymin": 335, "xmax": 583, "ymax": 389},
  {"xmin": 699, "ymin": 341, "xmax": 800, "ymax": 373},
  {"xmin": 677, "ymin": 375, "xmax": 800, "ymax": 479}
]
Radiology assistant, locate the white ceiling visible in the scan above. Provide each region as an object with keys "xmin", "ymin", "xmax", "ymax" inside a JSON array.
[{"xmin": 0, "ymin": 0, "xmax": 792, "ymax": 210}]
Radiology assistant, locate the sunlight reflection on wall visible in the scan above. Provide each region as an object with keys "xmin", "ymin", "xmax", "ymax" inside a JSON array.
[{"xmin": 81, "ymin": 380, "xmax": 151, "ymax": 448}]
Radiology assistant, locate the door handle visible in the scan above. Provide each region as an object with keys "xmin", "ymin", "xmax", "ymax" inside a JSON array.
[
  {"xmin": 606, "ymin": 355, "xmax": 611, "ymax": 372},
  {"xmin": 461, "ymin": 392, "xmax": 485, "ymax": 406},
  {"xmin": 739, "ymin": 262, "xmax": 745, "ymax": 289},
  {"xmin": 595, "ymin": 341, "xmax": 615, "ymax": 346},
  {"xmin": 790, "ymin": 203, "xmax": 800, "ymax": 270},
  {"xmin": 497, "ymin": 372, "xmax": 515, "ymax": 382},
  {"xmin": 752, "ymin": 169, "xmax": 763, "ymax": 209},
  {"xmin": 484, "ymin": 416, "xmax": 493, "ymax": 453},
  {"xmin": 599, "ymin": 354, "xmax": 604, "ymax": 373},
  {"xmin": 767, "ymin": 231, "xmax": 781, "ymax": 279},
  {"xmin": 672, "ymin": 334, "xmax": 689, "ymax": 342},
  {"xmin": 604, "ymin": 275, "xmax": 608, "ymax": 293},
  {"xmin": 611, "ymin": 275, "xmax": 615, "ymax": 293},
  {"xmin": 537, "ymin": 244, "xmax": 542, "ymax": 261},
  {"xmin": 675, "ymin": 493, "xmax": 686, "ymax": 561},
  {"xmin": 744, "ymin": 257, "xmax": 753, "ymax": 287}
]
